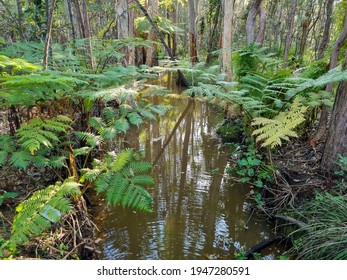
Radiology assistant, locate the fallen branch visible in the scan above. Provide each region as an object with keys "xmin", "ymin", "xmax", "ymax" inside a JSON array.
[
  {"xmin": 274, "ymin": 214, "xmax": 307, "ymax": 228},
  {"xmin": 245, "ymin": 235, "xmax": 285, "ymax": 259}
]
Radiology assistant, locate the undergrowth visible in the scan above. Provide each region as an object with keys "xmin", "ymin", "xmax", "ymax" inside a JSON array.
[{"xmin": 0, "ymin": 42, "xmax": 169, "ymax": 258}]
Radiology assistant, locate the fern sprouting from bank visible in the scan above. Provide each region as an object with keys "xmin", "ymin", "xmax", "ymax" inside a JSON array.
[
  {"xmin": 80, "ymin": 149, "xmax": 154, "ymax": 212},
  {"xmin": 0, "ymin": 178, "xmax": 81, "ymax": 252},
  {"xmin": 252, "ymin": 99, "xmax": 307, "ymax": 148}
]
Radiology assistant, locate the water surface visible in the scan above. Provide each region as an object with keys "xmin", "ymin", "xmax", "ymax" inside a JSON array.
[{"xmin": 93, "ymin": 77, "xmax": 279, "ymax": 260}]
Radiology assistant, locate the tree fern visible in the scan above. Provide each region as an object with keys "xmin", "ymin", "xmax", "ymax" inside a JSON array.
[
  {"xmin": 81, "ymin": 149, "xmax": 154, "ymax": 212},
  {"xmin": 252, "ymin": 99, "xmax": 307, "ymax": 148},
  {"xmin": 1, "ymin": 178, "xmax": 81, "ymax": 251}
]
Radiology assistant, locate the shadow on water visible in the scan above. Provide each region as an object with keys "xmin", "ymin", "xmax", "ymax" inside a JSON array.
[{"xmin": 93, "ymin": 73, "xmax": 282, "ymax": 260}]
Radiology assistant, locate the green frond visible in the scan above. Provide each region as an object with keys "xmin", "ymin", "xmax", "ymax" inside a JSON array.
[
  {"xmin": 0, "ymin": 55, "xmax": 39, "ymax": 75},
  {"xmin": 114, "ymin": 118, "xmax": 130, "ymax": 133},
  {"xmin": 88, "ymin": 117, "xmax": 106, "ymax": 132},
  {"xmin": 16, "ymin": 116, "xmax": 71, "ymax": 155},
  {"xmin": 150, "ymin": 105, "xmax": 172, "ymax": 115},
  {"xmin": 100, "ymin": 127, "xmax": 118, "ymax": 140},
  {"xmin": 1, "ymin": 178, "xmax": 81, "ymax": 250},
  {"xmin": 111, "ymin": 149, "xmax": 134, "ymax": 172},
  {"xmin": 88, "ymin": 149, "xmax": 154, "ymax": 212},
  {"xmin": 80, "ymin": 168, "xmax": 102, "ymax": 182},
  {"xmin": 48, "ymin": 156, "xmax": 67, "ymax": 169},
  {"xmin": 131, "ymin": 175, "xmax": 155, "ymax": 185},
  {"xmin": 102, "ymin": 107, "xmax": 117, "ymax": 125},
  {"xmin": 138, "ymin": 108, "xmax": 157, "ymax": 120},
  {"xmin": 124, "ymin": 161, "xmax": 152, "ymax": 175},
  {"xmin": 95, "ymin": 172, "xmax": 112, "ymax": 194},
  {"xmin": 252, "ymin": 99, "xmax": 307, "ymax": 148},
  {"xmin": 0, "ymin": 151, "xmax": 7, "ymax": 166},
  {"xmin": 73, "ymin": 146, "xmax": 91, "ymax": 156},
  {"xmin": 127, "ymin": 112, "xmax": 143, "ymax": 126},
  {"xmin": 10, "ymin": 151, "xmax": 32, "ymax": 169},
  {"xmin": 106, "ymin": 174, "xmax": 129, "ymax": 206},
  {"xmin": 286, "ymin": 68, "xmax": 347, "ymax": 98},
  {"xmin": 74, "ymin": 131, "xmax": 102, "ymax": 147}
]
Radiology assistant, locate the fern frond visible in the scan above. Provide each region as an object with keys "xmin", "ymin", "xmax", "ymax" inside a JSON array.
[
  {"xmin": 111, "ymin": 149, "xmax": 134, "ymax": 172},
  {"xmin": 124, "ymin": 161, "xmax": 152, "ymax": 175},
  {"xmin": 10, "ymin": 151, "xmax": 32, "ymax": 169},
  {"xmin": 127, "ymin": 112, "xmax": 143, "ymax": 126},
  {"xmin": 252, "ymin": 99, "xmax": 307, "ymax": 148},
  {"xmin": 17, "ymin": 116, "xmax": 71, "ymax": 155},
  {"xmin": 1, "ymin": 178, "xmax": 81, "ymax": 249},
  {"xmin": 114, "ymin": 118, "xmax": 130, "ymax": 133},
  {"xmin": 74, "ymin": 131, "xmax": 102, "ymax": 147}
]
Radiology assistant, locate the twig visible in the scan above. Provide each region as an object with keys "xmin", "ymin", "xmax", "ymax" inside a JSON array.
[
  {"xmin": 62, "ymin": 241, "xmax": 85, "ymax": 260},
  {"xmin": 273, "ymin": 214, "xmax": 307, "ymax": 228}
]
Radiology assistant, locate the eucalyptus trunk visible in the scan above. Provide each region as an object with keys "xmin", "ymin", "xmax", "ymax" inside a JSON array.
[
  {"xmin": 312, "ymin": 2, "xmax": 347, "ymax": 143},
  {"xmin": 321, "ymin": 48, "xmax": 347, "ymax": 171},
  {"xmin": 246, "ymin": 0, "xmax": 263, "ymax": 45},
  {"xmin": 43, "ymin": 0, "xmax": 57, "ymax": 70},
  {"xmin": 318, "ymin": 0, "xmax": 334, "ymax": 59},
  {"xmin": 188, "ymin": 0, "xmax": 199, "ymax": 64},
  {"xmin": 146, "ymin": 0, "xmax": 159, "ymax": 67},
  {"xmin": 221, "ymin": 0, "xmax": 234, "ymax": 82},
  {"xmin": 283, "ymin": 0, "xmax": 298, "ymax": 68},
  {"xmin": 115, "ymin": 0, "xmax": 135, "ymax": 66},
  {"xmin": 255, "ymin": 4, "xmax": 266, "ymax": 46}
]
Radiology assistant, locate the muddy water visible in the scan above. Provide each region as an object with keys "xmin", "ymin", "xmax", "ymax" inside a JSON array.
[{"xmin": 93, "ymin": 77, "xmax": 279, "ymax": 260}]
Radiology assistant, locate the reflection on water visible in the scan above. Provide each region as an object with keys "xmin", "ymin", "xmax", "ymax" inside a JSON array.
[{"xmin": 93, "ymin": 78, "xmax": 278, "ymax": 260}]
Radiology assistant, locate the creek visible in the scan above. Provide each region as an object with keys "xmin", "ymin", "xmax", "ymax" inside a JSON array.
[{"xmin": 92, "ymin": 74, "xmax": 281, "ymax": 260}]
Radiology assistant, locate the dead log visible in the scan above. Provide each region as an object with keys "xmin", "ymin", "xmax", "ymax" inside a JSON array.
[{"xmin": 245, "ymin": 235, "xmax": 285, "ymax": 259}]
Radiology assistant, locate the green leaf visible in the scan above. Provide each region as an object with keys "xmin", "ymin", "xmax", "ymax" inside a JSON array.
[
  {"xmin": 10, "ymin": 151, "xmax": 32, "ymax": 169},
  {"xmin": 0, "ymin": 151, "xmax": 7, "ymax": 166},
  {"xmin": 114, "ymin": 118, "xmax": 130, "ymax": 133},
  {"xmin": 127, "ymin": 112, "xmax": 143, "ymax": 126}
]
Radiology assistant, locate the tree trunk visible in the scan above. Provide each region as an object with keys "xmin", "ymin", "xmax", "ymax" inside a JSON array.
[
  {"xmin": 80, "ymin": 0, "xmax": 94, "ymax": 69},
  {"xmin": 115, "ymin": 0, "xmax": 135, "ymax": 66},
  {"xmin": 43, "ymin": 0, "xmax": 57, "ymax": 70},
  {"xmin": 146, "ymin": 0, "xmax": 159, "ymax": 67},
  {"xmin": 318, "ymin": 0, "xmax": 334, "ymax": 59},
  {"xmin": 66, "ymin": 0, "xmax": 76, "ymax": 41},
  {"xmin": 246, "ymin": 0, "xmax": 263, "ymax": 45},
  {"xmin": 16, "ymin": 0, "xmax": 25, "ymax": 39},
  {"xmin": 172, "ymin": 0, "xmax": 178, "ymax": 58},
  {"xmin": 72, "ymin": 0, "xmax": 84, "ymax": 38},
  {"xmin": 321, "ymin": 48, "xmax": 347, "ymax": 171},
  {"xmin": 283, "ymin": 0, "xmax": 298, "ymax": 68},
  {"xmin": 255, "ymin": 4, "xmax": 266, "ymax": 46},
  {"xmin": 134, "ymin": 0, "xmax": 190, "ymax": 87},
  {"xmin": 205, "ymin": 2, "xmax": 221, "ymax": 64},
  {"xmin": 221, "ymin": 0, "xmax": 234, "ymax": 82},
  {"xmin": 312, "ymin": 3, "xmax": 347, "ymax": 143},
  {"xmin": 188, "ymin": 0, "xmax": 199, "ymax": 64}
]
